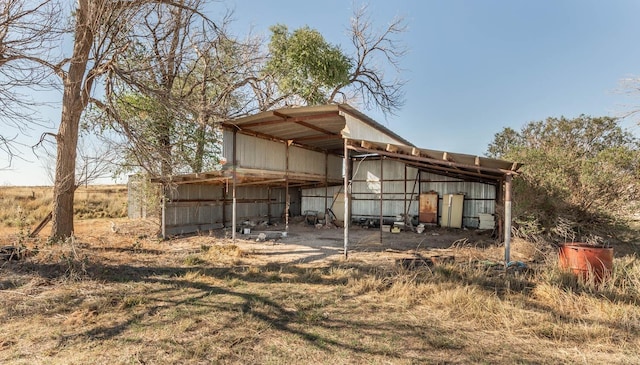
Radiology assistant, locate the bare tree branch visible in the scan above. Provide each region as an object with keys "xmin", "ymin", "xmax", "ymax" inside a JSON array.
[
  {"xmin": 328, "ymin": 4, "xmax": 407, "ymax": 116},
  {"xmin": 0, "ymin": 0, "xmax": 62, "ymax": 164}
]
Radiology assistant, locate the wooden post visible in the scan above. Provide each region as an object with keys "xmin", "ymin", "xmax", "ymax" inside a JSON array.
[
  {"xmin": 343, "ymin": 139, "xmax": 350, "ymax": 259},
  {"xmin": 504, "ymin": 174, "xmax": 513, "ymax": 264}
]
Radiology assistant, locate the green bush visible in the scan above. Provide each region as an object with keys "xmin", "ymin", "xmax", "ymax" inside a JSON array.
[{"xmin": 488, "ymin": 115, "xmax": 640, "ymax": 243}]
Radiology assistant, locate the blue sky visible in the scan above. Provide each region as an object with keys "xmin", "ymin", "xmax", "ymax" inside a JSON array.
[{"xmin": 2, "ymin": 0, "xmax": 640, "ymax": 185}]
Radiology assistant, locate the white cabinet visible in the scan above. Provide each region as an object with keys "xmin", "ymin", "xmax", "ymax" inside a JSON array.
[{"xmin": 440, "ymin": 194, "xmax": 464, "ymax": 228}]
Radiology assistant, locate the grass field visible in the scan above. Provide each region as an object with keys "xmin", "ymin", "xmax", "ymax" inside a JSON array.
[
  {"xmin": 0, "ymin": 185, "xmax": 128, "ymax": 229},
  {"xmin": 0, "ymin": 186, "xmax": 639, "ymax": 364}
]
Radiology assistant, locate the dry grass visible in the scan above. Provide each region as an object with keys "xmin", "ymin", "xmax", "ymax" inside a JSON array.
[
  {"xmin": 1, "ymin": 189, "xmax": 639, "ymax": 364},
  {"xmin": 1, "ymin": 222, "xmax": 639, "ymax": 364},
  {"xmin": 0, "ymin": 185, "xmax": 127, "ymax": 229}
]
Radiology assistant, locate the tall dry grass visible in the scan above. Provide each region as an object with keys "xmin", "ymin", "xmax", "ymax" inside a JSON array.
[
  {"xmin": 0, "ymin": 185, "xmax": 127, "ymax": 228},
  {"xmin": 1, "ymin": 209, "xmax": 639, "ymax": 363}
]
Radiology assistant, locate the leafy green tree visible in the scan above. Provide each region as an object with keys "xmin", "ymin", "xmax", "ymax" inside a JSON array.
[
  {"xmin": 488, "ymin": 115, "xmax": 640, "ymax": 242},
  {"xmin": 260, "ymin": 5, "xmax": 407, "ymax": 115},
  {"xmin": 265, "ymin": 24, "xmax": 352, "ymax": 105}
]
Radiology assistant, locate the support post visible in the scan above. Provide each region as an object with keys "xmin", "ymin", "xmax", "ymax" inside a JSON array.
[
  {"xmin": 324, "ymin": 152, "xmax": 329, "ymax": 219},
  {"xmin": 504, "ymin": 174, "xmax": 513, "ymax": 264},
  {"xmin": 343, "ymin": 139, "xmax": 350, "ymax": 259},
  {"xmin": 379, "ymin": 157, "xmax": 384, "ymax": 243},
  {"xmin": 161, "ymin": 188, "xmax": 166, "ymax": 239},
  {"xmin": 285, "ymin": 141, "xmax": 290, "ymax": 233},
  {"xmin": 232, "ymin": 130, "xmax": 237, "ymax": 241},
  {"xmin": 267, "ymin": 186, "xmax": 271, "ymax": 224},
  {"xmin": 496, "ymin": 177, "xmax": 504, "ymax": 242},
  {"xmin": 222, "ymin": 183, "xmax": 227, "ymax": 228},
  {"xmin": 403, "ymin": 164, "xmax": 407, "ymax": 225},
  {"xmin": 232, "ymin": 187, "xmax": 237, "ymax": 241}
]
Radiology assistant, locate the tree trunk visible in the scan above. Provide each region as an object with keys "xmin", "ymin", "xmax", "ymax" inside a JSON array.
[
  {"xmin": 50, "ymin": 1, "xmax": 93, "ymax": 240},
  {"xmin": 193, "ymin": 123, "xmax": 206, "ymax": 173}
]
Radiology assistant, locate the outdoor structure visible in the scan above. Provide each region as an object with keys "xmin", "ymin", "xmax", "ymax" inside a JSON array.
[{"xmin": 134, "ymin": 104, "xmax": 522, "ymax": 261}]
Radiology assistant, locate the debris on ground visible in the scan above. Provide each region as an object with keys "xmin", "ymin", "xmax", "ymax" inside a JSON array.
[{"xmin": 0, "ymin": 246, "xmax": 22, "ymax": 261}]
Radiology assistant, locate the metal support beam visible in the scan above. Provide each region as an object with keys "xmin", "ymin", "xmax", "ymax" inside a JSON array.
[
  {"xmin": 343, "ymin": 139, "xmax": 350, "ymax": 259},
  {"xmin": 379, "ymin": 157, "xmax": 384, "ymax": 243},
  {"xmin": 232, "ymin": 130, "xmax": 237, "ymax": 242},
  {"xmin": 267, "ymin": 186, "xmax": 271, "ymax": 224},
  {"xmin": 403, "ymin": 164, "xmax": 407, "ymax": 225},
  {"xmin": 504, "ymin": 174, "xmax": 513, "ymax": 264},
  {"xmin": 324, "ymin": 152, "xmax": 329, "ymax": 220},
  {"xmin": 161, "ymin": 189, "xmax": 166, "ymax": 239},
  {"xmin": 222, "ymin": 184, "xmax": 227, "ymax": 227},
  {"xmin": 285, "ymin": 140, "xmax": 290, "ymax": 233}
]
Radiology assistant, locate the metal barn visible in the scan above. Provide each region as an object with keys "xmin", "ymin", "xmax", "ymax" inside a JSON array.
[{"xmin": 139, "ymin": 104, "xmax": 521, "ymax": 260}]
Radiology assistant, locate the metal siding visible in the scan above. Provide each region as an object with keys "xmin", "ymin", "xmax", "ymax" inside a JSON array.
[
  {"xmin": 350, "ymin": 159, "xmax": 411, "ymax": 219},
  {"xmin": 236, "ymin": 134, "xmax": 286, "ymax": 170},
  {"xmin": 162, "ymin": 156, "xmax": 498, "ymax": 233},
  {"xmin": 301, "ymin": 185, "xmax": 343, "ymax": 215},
  {"xmin": 343, "ymin": 114, "xmax": 408, "ymax": 145},
  {"xmin": 420, "ymin": 171, "xmax": 464, "ymax": 183},
  {"xmin": 163, "ymin": 184, "xmax": 288, "ymax": 235},
  {"xmin": 222, "ymin": 129, "xmax": 234, "ymax": 164},
  {"xmin": 422, "ymin": 178, "xmax": 496, "ymax": 228},
  {"xmin": 164, "ymin": 184, "xmax": 225, "ymax": 232},
  {"xmin": 347, "ymin": 160, "xmax": 497, "ymax": 223},
  {"xmin": 289, "ymin": 146, "xmax": 326, "ymax": 175},
  {"xmin": 327, "ymin": 155, "xmax": 343, "ymax": 180}
]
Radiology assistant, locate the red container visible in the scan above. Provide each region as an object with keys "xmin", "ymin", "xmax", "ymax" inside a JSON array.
[{"xmin": 558, "ymin": 243, "xmax": 613, "ymax": 282}]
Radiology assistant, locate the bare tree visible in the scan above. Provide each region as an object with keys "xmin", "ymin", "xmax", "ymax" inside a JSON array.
[
  {"xmin": 328, "ymin": 4, "xmax": 407, "ymax": 116},
  {"xmin": 618, "ymin": 77, "xmax": 640, "ymax": 124},
  {"xmin": 0, "ymin": 0, "xmax": 217, "ymax": 239},
  {"xmin": 40, "ymin": 135, "xmax": 119, "ymax": 188},
  {"xmin": 0, "ymin": 0, "xmax": 60, "ymax": 167}
]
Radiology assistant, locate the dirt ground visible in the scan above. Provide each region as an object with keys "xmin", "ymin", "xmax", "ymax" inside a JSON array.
[
  {"xmin": 3, "ymin": 218, "xmax": 640, "ymax": 364},
  {"xmin": 1, "ymin": 217, "xmax": 539, "ymax": 269},
  {"xmin": 228, "ymin": 221, "xmax": 513, "ymax": 265}
]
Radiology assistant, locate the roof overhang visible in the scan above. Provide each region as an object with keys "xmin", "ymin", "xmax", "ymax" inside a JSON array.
[
  {"xmin": 347, "ymin": 139, "xmax": 522, "ymax": 184},
  {"xmin": 221, "ymin": 104, "xmax": 413, "ymax": 153}
]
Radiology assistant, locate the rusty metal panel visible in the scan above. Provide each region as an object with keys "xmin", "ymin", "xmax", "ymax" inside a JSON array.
[{"xmin": 419, "ymin": 193, "xmax": 438, "ymax": 224}]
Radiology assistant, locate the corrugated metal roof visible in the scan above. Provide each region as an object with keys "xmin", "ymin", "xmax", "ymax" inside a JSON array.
[
  {"xmin": 222, "ymin": 104, "xmax": 413, "ymax": 153},
  {"xmin": 348, "ymin": 139, "xmax": 522, "ymax": 183},
  {"xmin": 161, "ymin": 104, "xmax": 521, "ymax": 185}
]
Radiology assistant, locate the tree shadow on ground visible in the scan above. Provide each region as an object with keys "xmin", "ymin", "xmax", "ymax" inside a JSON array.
[{"xmin": 2, "ymin": 237, "xmax": 639, "ymax": 364}]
